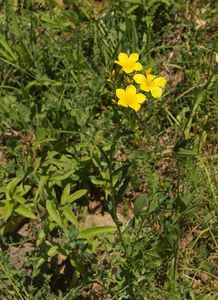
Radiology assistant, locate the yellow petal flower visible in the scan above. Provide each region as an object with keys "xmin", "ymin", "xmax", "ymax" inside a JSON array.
[
  {"xmin": 140, "ymin": 82, "xmax": 150, "ymax": 92},
  {"xmin": 150, "ymin": 86, "xmax": 163, "ymax": 98},
  {"xmin": 123, "ymin": 66, "xmax": 135, "ymax": 74},
  {"xmin": 115, "ymin": 52, "xmax": 143, "ymax": 74},
  {"xmin": 134, "ymin": 62, "xmax": 143, "ymax": 71},
  {"xmin": 153, "ymin": 76, "xmax": 166, "ymax": 87},
  {"xmin": 118, "ymin": 99, "xmax": 128, "ymax": 107},
  {"xmin": 146, "ymin": 68, "xmax": 152, "ymax": 75},
  {"xmin": 118, "ymin": 52, "xmax": 128, "ymax": 63},
  {"xmin": 147, "ymin": 74, "xmax": 156, "ymax": 81},
  {"xmin": 133, "ymin": 74, "xmax": 145, "ymax": 84},
  {"xmin": 136, "ymin": 93, "xmax": 146, "ymax": 103},
  {"xmin": 129, "ymin": 53, "xmax": 139, "ymax": 62},
  {"xmin": 115, "ymin": 85, "xmax": 146, "ymax": 112},
  {"xmin": 129, "ymin": 103, "xmax": 141, "ymax": 112},
  {"xmin": 126, "ymin": 85, "xmax": 136, "ymax": 95},
  {"xmin": 116, "ymin": 88, "xmax": 125, "ymax": 99},
  {"xmin": 133, "ymin": 69, "xmax": 167, "ymax": 99}
]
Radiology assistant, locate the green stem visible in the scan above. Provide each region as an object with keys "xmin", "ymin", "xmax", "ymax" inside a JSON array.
[
  {"xmin": 106, "ymin": 112, "xmax": 135, "ymax": 296},
  {"xmin": 130, "ymin": 215, "xmax": 147, "ymax": 258},
  {"xmin": 108, "ymin": 124, "xmax": 128, "ymax": 256}
]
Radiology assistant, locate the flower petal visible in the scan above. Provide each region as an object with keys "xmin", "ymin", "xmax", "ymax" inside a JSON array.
[
  {"xmin": 129, "ymin": 53, "xmax": 139, "ymax": 63},
  {"xmin": 133, "ymin": 74, "xmax": 145, "ymax": 84},
  {"xmin": 134, "ymin": 62, "xmax": 143, "ymax": 71},
  {"xmin": 153, "ymin": 76, "xmax": 166, "ymax": 87},
  {"xmin": 140, "ymin": 82, "xmax": 150, "ymax": 92},
  {"xmin": 118, "ymin": 99, "xmax": 128, "ymax": 107},
  {"xmin": 123, "ymin": 67, "xmax": 134, "ymax": 73},
  {"xmin": 136, "ymin": 93, "xmax": 146, "ymax": 103},
  {"xmin": 147, "ymin": 74, "xmax": 156, "ymax": 81},
  {"xmin": 116, "ymin": 88, "xmax": 125, "ymax": 99},
  {"xmin": 146, "ymin": 68, "xmax": 152, "ymax": 75},
  {"xmin": 126, "ymin": 85, "xmax": 136, "ymax": 95},
  {"xmin": 118, "ymin": 52, "xmax": 128, "ymax": 63},
  {"xmin": 150, "ymin": 86, "xmax": 163, "ymax": 98},
  {"xmin": 114, "ymin": 60, "xmax": 123, "ymax": 66},
  {"xmin": 129, "ymin": 103, "xmax": 141, "ymax": 112}
]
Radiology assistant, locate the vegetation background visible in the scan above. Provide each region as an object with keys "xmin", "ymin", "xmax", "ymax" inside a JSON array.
[{"xmin": 0, "ymin": 0, "xmax": 217, "ymax": 299}]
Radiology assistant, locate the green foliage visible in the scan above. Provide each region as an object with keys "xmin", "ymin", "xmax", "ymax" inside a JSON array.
[{"xmin": 0, "ymin": 0, "xmax": 217, "ymax": 299}]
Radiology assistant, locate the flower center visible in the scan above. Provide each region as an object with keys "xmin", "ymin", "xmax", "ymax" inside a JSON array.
[
  {"xmin": 124, "ymin": 60, "xmax": 134, "ymax": 69},
  {"xmin": 124, "ymin": 94, "xmax": 135, "ymax": 105},
  {"xmin": 146, "ymin": 78, "xmax": 154, "ymax": 88}
]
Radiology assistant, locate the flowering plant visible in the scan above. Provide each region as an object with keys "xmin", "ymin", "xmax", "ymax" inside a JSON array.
[{"xmin": 113, "ymin": 52, "xmax": 166, "ymax": 111}]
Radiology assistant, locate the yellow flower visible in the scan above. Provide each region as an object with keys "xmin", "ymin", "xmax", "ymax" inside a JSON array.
[
  {"xmin": 116, "ymin": 85, "xmax": 146, "ymax": 112},
  {"xmin": 115, "ymin": 52, "xmax": 143, "ymax": 74},
  {"xmin": 133, "ymin": 68, "xmax": 166, "ymax": 98}
]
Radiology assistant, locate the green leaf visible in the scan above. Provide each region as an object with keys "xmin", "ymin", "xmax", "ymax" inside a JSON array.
[
  {"xmin": 26, "ymin": 79, "xmax": 62, "ymax": 89},
  {"xmin": 62, "ymin": 206, "xmax": 78, "ymax": 227},
  {"xmin": 36, "ymin": 229, "xmax": 46, "ymax": 247},
  {"xmin": 112, "ymin": 163, "xmax": 132, "ymax": 176},
  {"xmin": 0, "ymin": 187, "xmax": 8, "ymax": 194},
  {"xmin": 47, "ymin": 245, "xmax": 59, "ymax": 257},
  {"xmin": 3, "ymin": 200, "xmax": 14, "ymax": 221},
  {"xmin": 46, "ymin": 199, "xmax": 62, "ymax": 227},
  {"xmin": 13, "ymin": 194, "xmax": 26, "ymax": 204},
  {"xmin": 32, "ymin": 258, "xmax": 46, "ymax": 278},
  {"xmin": 61, "ymin": 184, "xmax": 71, "ymax": 205},
  {"xmin": 50, "ymin": 170, "xmax": 74, "ymax": 182},
  {"xmin": 134, "ymin": 194, "xmax": 147, "ymax": 216},
  {"xmin": 116, "ymin": 178, "xmax": 130, "ymax": 203},
  {"xmin": 148, "ymin": 195, "xmax": 160, "ymax": 213},
  {"xmin": 33, "ymin": 157, "xmax": 41, "ymax": 175},
  {"xmin": 78, "ymin": 226, "xmax": 117, "ymax": 239},
  {"xmin": 177, "ymin": 148, "xmax": 198, "ymax": 157},
  {"xmin": 0, "ymin": 34, "xmax": 17, "ymax": 61},
  {"xmin": 47, "ymin": 244, "xmax": 66, "ymax": 257},
  {"xmin": 97, "ymin": 146, "xmax": 110, "ymax": 165},
  {"xmin": 63, "ymin": 189, "xmax": 87, "ymax": 205},
  {"xmin": 15, "ymin": 205, "xmax": 36, "ymax": 219},
  {"xmin": 15, "ymin": 185, "xmax": 31, "ymax": 196},
  {"xmin": 70, "ymin": 258, "xmax": 87, "ymax": 278},
  {"xmin": 126, "ymin": 0, "xmax": 141, "ymax": 3},
  {"xmin": 7, "ymin": 177, "xmax": 23, "ymax": 195},
  {"xmin": 91, "ymin": 178, "xmax": 106, "ymax": 186},
  {"xmin": 33, "ymin": 138, "xmax": 57, "ymax": 146},
  {"xmin": 38, "ymin": 175, "xmax": 49, "ymax": 200}
]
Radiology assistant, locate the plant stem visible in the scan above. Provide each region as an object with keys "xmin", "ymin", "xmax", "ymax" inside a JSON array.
[{"xmin": 108, "ymin": 124, "xmax": 128, "ymax": 256}]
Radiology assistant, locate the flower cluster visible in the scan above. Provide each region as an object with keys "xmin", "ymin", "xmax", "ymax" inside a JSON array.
[{"xmin": 114, "ymin": 52, "xmax": 166, "ymax": 112}]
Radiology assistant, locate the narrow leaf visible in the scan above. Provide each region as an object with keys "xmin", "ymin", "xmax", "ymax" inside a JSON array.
[
  {"xmin": 7, "ymin": 177, "xmax": 22, "ymax": 195},
  {"xmin": 63, "ymin": 189, "xmax": 87, "ymax": 205},
  {"xmin": 61, "ymin": 184, "xmax": 71, "ymax": 205},
  {"xmin": 47, "ymin": 245, "xmax": 59, "ymax": 257},
  {"xmin": 46, "ymin": 199, "xmax": 62, "ymax": 227},
  {"xmin": 62, "ymin": 206, "xmax": 78, "ymax": 227},
  {"xmin": 78, "ymin": 226, "xmax": 117, "ymax": 239},
  {"xmin": 15, "ymin": 205, "xmax": 36, "ymax": 219},
  {"xmin": 134, "ymin": 194, "xmax": 147, "ymax": 216},
  {"xmin": 38, "ymin": 175, "xmax": 48, "ymax": 200},
  {"xmin": 0, "ymin": 34, "xmax": 17, "ymax": 61},
  {"xmin": 3, "ymin": 200, "xmax": 14, "ymax": 221},
  {"xmin": 50, "ymin": 170, "xmax": 74, "ymax": 181},
  {"xmin": 13, "ymin": 194, "xmax": 26, "ymax": 204}
]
